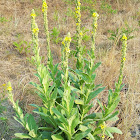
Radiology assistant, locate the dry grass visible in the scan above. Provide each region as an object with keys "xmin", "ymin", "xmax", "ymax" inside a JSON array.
[{"xmin": 0, "ymin": 0, "xmax": 140, "ymax": 139}]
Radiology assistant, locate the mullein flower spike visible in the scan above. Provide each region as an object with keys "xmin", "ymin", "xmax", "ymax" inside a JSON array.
[
  {"xmin": 42, "ymin": 0, "xmax": 52, "ymax": 66},
  {"xmin": 116, "ymin": 34, "xmax": 127, "ymax": 91},
  {"xmin": 90, "ymin": 12, "xmax": 99, "ymax": 69},
  {"xmin": 61, "ymin": 33, "xmax": 71, "ymax": 83},
  {"xmin": 31, "ymin": 9, "xmax": 41, "ymax": 67},
  {"xmin": 42, "ymin": 1, "xmax": 48, "ymax": 13}
]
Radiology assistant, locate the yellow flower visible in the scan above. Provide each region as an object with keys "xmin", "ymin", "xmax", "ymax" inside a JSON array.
[
  {"xmin": 2, "ymin": 84, "xmax": 6, "ymax": 87},
  {"xmin": 102, "ymin": 135, "xmax": 105, "ymax": 138},
  {"xmin": 92, "ymin": 12, "xmax": 99, "ymax": 18},
  {"xmin": 62, "ymin": 41, "xmax": 65, "ymax": 45},
  {"xmin": 94, "ymin": 23, "xmax": 98, "ymax": 28},
  {"xmin": 42, "ymin": 2, "xmax": 48, "ymax": 12},
  {"xmin": 32, "ymin": 28, "xmax": 39, "ymax": 33},
  {"xmin": 80, "ymin": 32, "xmax": 83, "ymax": 36},
  {"xmin": 65, "ymin": 47, "xmax": 70, "ymax": 53},
  {"xmin": 7, "ymin": 86, "xmax": 13, "ymax": 91},
  {"xmin": 78, "ymin": 1, "xmax": 81, "ymax": 5},
  {"xmin": 30, "ymin": 13, "xmax": 36, "ymax": 18},
  {"xmin": 122, "ymin": 35, "xmax": 127, "ymax": 40},
  {"xmin": 123, "ymin": 57, "xmax": 126, "ymax": 61},
  {"xmin": 75, "ymin": 10, "xmax": 79, "ymax": 14},
  {"xmin": 42, "ymin": 2, "xmax": 47, "ymax": 8},
  {"xmin": 76, "ymin": 23, "xmax": 79, "ymax": 26},
  {"xmin": 64, "ymin": 37, "xmax": 71, "ymax": 42},
  {"xmin": 77, "ymin": 7, "xmax": 80, "ymax": 10},
  {"xmin": 100, "ymin": 124, "xmax": 106, "ymax": 129}
]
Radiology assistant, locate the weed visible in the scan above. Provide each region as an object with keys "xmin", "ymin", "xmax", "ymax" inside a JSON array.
[
  {"xmin": 50, "ymin": 27, "xmax": 62, "ymax": 44},
  {"xmin": 13, "ymin": 41, "xmax": 31, "ymax": 55},
  {"xmin": 108, "ymin": 23, "xmax": 137, "ymax": 47},
  {"xmin": 7, "ymin": 0, "xmax": 127, "ymax": 140},
  {"xmin": 100, "ymin": 1, "xmax": 117, "ymax": 14},
  {"xmin": 13, "ymin": 34, "xmax": 31, "ymax": 55},
  {"xmin": 0, "ymin": 16, "xmax": 8, "ymax": 23}
]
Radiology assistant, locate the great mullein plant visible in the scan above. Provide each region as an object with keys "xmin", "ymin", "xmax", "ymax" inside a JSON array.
[{"xmin": 7, "ymin": 0, "xmax": 127, "ymax": 139}]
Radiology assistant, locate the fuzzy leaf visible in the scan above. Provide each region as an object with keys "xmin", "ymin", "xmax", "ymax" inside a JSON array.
[
  {"xmin": 87, "ymin": 87, "xmax": 105, "ymax": 103},
  {"xmin": 51, "ymin": 134, "xmax": 64, "ymax": 140},
  {"xmin": 15, "ymin": 133, "xmax": 31, "ymax": 139},
  {"xmin": 52, "ymin": 107, "xmax": 68, "ymax": 127},
  {"xmin": 74, "ymin": 129, "xmax": 91, "ymax": 140},
  {"xmin": 105, "ymin": 130, "xmax": 114, "ymax": 138},
  {"xmin": 106, "ymin": 127, "xmax": 122, "ymax": 134}
]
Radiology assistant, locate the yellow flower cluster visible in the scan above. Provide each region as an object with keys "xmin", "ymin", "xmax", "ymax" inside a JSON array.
[
  {"xmin": 75, "ymin": 10, "xmax": 81, "ymax": 18},
  {"xmin": 65, "ymin": 47, "xmax": 70, "ymax": 53},
  {"xmin": 94, "ymin": 23, "xmax": 98, "ymax": 28},
  {"xmin": 122, "ymin": 34, "xmax": 127, "ymax": 40},
  {"xmin": 64, "ymin": 37, "xmax": 71, "ymax": 42},
  {"xmin": 42, "ymin": 2, "xmax": 48, "ymax": 13},
  {"xmin": 62, "ymin": 41, "xmax": 65, "ymax": 45},
  {"xmin": 92, "ymin": 12, "xmax": 99, "ymax": 18},
  {"xmin": 30, "ymin": 13, "xmax": 36, "ymax": 18},
  {"xmin": 78, "ymin": 1, "xmax": 81, "ymax": 5},
  {"xmin": 32, "ymin": 27, "xmax": 39, "ymax": 33},
  {"xmin": 7, "ymin": 86, "xmax": 13, "ymax": 91}
]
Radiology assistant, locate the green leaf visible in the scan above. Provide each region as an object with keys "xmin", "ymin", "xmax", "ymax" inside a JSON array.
[
  {"xmin": 59, "ymin": 126, "xmax": 71, "ymax": 139},
  {"xmin": 13, "ymin": 116, "xmax": 24, "ymax": 127},
  {"xmin": 41, "ymin": 131, "xmax": 52, "ymax": 140},
  {"xmin": 52, "ymin": 107, "xmax": 68, "ymax": 126},
  {"xmin": 93, "ymin": 128, "xmax": 102, "ymax": 136},
  {"xmin": 75, "ymin": 99, "xmax": 84, "ymax": 105},
  {"xmin": 51, "ymin": 134, "xmax": 64, "ymax": 140},
  {"xmin": 106, "ymin": 127, "xmax": 122, "ymax": 134},
  {"xmin": 97, "ymin": 99, "xmax": 104, "ymax": 113},
  {"xmin": 108, "ymin": 115, "xmax": 119, "ymax": 121},
  {"xmin": 69, "ymin": 93, "xmax": 75, "ymax": 112},
  {"xmin": 26, "ymin": 114, "xmax": 38, "ymax": 134},
  {"xmin": 84, "ymin": 113, "xmax": 96, "ymax": 120},
  {"xmin": 15, "ymin": 133, "xmax": 31, "ymax": 139},
  {"xmin": 105, "ymin": 111, "xmax": 119, "ymax": 121},
  {"xmin": 58, "ymin": 89, "xmax": 64, "ymax": 97},
  {"xmin": 38, "ymin": 127, "xmax": 53, "ymax": 131},
  {"xmin": 74, "ymin": 129, "xmax": 91, "ymax": 140},
  {"xmin": 105, "ymin": 130, "xmax": 114, "ymax": 138},
  {"xmin": 71, "ymin": 111, "xmax": 80, "ymax": 134},
  {"xmin": 79, "ymin": 125, "xmax": 95, "ymax": 140},
  {"xmin": 33, "ymin": 110, "xmax": 56, "ymax": 127},
  {"xmin": 12, "ymin": 138, "xmax": 23, "ymax": 140},
  {"xmin": 29, "ymin": 129, "xmax": 37, "ymax": 138},
  {"xmin": 75, "ymin": 70, "xmax": 91, "ymax": 83},
  {"xmin": 87, "ymin": 87, "xmax": 105, "ymax": 103},
  {"xmin": 91, "ymin": 62, "xmax": 101, "ymax": 73},
  {"xmin": 105, "ymin": 98, "xmax": 120, "ymax": 117},
  {"xmin": 29, "ymin": 82, "xmax": 43, "ymax": 93}
]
